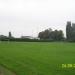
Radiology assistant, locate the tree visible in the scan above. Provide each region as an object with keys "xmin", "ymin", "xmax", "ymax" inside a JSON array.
[
  {"xmin": 43, "ymin": 29, "xmax": 50, "ymax": 39},
  {"xmin": 38, "ymin": 28, "xmax": 64, "ymax": 41},
  {"xmin": 38, "ymin": 31, "xmax": 44, "ymax": 39},
  {"xmin": 58, "ymin": 30, "xmax": 64, "ymax": 40},
  {"xmin": 50, "ymin": 30, "xmax": 64, "ymax": 41},
  {"xmin": 71, "ymin": 23, "xmax": 75, "ymax": 41},
  {"xmin": 66, "ymin": 21, "xmax": 72, "ymax": 40}
]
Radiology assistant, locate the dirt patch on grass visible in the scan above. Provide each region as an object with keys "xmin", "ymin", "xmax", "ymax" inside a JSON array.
[{"xmin": 0, "ymin": 65, "xmax": 16, "ymax": 75}]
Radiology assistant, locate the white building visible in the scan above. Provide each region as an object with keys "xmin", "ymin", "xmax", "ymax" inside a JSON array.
[{"xmin": 21, "ymin": 36, "xmax": 40, "ymax": 40}]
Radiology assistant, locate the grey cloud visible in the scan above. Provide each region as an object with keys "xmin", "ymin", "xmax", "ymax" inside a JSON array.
[{"xmin": 0, "ymin": 0, "xmax": 75, "ymax": 37}]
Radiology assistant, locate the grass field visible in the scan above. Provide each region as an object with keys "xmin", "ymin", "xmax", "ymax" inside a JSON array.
[{"xmin": 0, "ymin": 42, "xmax": 75, "ymax": 75}]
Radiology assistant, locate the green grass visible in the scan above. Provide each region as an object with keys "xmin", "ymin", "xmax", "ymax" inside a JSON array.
[{"xmin": 0, "ymin": 42, "xmax": 75, "ymax": 75}]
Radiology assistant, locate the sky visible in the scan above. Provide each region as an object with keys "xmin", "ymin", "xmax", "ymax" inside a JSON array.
[{"xmin": 0, "ymin": 0, "xmax": 75, "ymax": 37}]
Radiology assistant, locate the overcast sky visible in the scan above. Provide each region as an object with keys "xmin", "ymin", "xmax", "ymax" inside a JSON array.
[{"xmin": 0, "ymin": 0, "xmax": 75, "ymax": 37}]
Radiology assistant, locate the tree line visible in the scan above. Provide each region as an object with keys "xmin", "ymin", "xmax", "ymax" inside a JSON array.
[
  {"xmin": 0, "ymin": 21, "xmax": 75, "ymax": 42},
  {"xmin": 38, "ymin": 28, "xmax": 64, "ymax": 41}
]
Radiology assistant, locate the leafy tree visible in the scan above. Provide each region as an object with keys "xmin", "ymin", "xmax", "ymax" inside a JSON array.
[
  {"xmin": 38, "ymin": 31, "xmax": 44, "ymax": 39},
  {"xmin": 43, "ymin": 29, "xmax": 50, "ymax": 39},
  {"xmin": 38, "ymin": 28, "xmax": 64, "ymax": 41},
  {"xmin": 66, "ymin": 21, "xmax": 72, "ymax": 40},
  {"xmin": 58, "ymin": 30, "xmax": 64, "ymax": 40},
  {"xmin": 71, "ymin": 23, "xmax": 75, "ymax": 41}
]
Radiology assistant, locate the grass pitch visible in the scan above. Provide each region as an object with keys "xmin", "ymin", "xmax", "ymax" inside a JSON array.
[{"xmin": 0, "ymin": 42, "xmax": 75, "ymax": 75}]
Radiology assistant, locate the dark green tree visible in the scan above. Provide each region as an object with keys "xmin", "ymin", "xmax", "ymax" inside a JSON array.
[
  {"xmin": 38, "ymin": 28, "xmax": 64, "ymax": 41},
  {"xmin": 43, "ymin": 29, "xmax": 50, "ymax": 39},
  {"xmin": 58, "ymin": 30, "xmax": 64, "ymax": 40},
  {"xmin": 38, "ymin": 31, "xmax": 44, "ymax": 39},
  {"xmin": 71, "ymin": 23, "xmax": 75, "ymax": 41},
  {"xmin": 51, "ymin": 30, "xmax": 64, "ymax": 41},
  {"xmin": 66, "ymin": 21, "xmax": 72, "ymax": 40}
]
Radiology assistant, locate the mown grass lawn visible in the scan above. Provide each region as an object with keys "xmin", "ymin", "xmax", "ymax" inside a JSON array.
[{"xmin": 0, "ymin": 42, "xmax": 75, "ymax": 75}]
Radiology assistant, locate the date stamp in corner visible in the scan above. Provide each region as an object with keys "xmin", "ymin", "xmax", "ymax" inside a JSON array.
[{"xmin": 61, "ymin": 64, "xmax": 75, "ymax": 68}]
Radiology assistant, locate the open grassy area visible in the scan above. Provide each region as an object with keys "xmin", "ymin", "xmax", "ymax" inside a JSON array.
[{"xmin": 0, "ymin": 42, "xmax": 75, "ymax": 75}]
